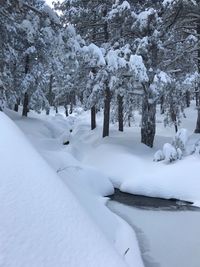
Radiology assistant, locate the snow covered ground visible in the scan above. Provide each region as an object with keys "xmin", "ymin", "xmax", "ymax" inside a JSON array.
[
  {"xmin": 1, "ymin": 109, "xmax": 144, "ymax": 267},
  {"xmin": 70, "ymin": 103, "xmax": 200, "ymax": 206},
  {"xmin": 2, "ymin": 100, "xmax": 200, "ymax": 267}
]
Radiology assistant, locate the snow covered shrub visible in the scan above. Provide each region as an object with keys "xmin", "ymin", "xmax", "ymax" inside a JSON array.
[
  {"xmin": 163, "ymin": 143, "xmax": 178, "ymax": 163},
  {"xmin": 173, "ymin": 129, "xmax": 188, "ymax": 152},
  {"xmin": 176, "ymin": 148, "xmax": 183, "ymax": 160},
  {"xmin": 154, "ymin": 143, "xmax": 182, "ymax": 163},
  {"xmin": 153, "ymin": 150, "xmax": 165, "ymax": 161},
  {"xmin": 154, "ymin": 128, "xmax": 189, "ymax": 163}
]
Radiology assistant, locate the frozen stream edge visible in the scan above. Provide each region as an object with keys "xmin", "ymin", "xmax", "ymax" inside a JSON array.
[{"xmin": 107, "ymin": 190, "xmax": 200, "ymax": 267}]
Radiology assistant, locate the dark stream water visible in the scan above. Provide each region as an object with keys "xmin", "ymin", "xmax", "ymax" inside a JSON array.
[{"xmin": 109, "ymin": 189, "xmax": 198, "ymax": 210}]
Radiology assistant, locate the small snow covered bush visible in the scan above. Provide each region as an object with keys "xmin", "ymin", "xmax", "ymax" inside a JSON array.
[
  {"xmin": 154, "ymin": 128, "xmax": 188, "ymax": 163},
  {"xmin": 163, "ymin": 143, "xmax": 178, "ymax": 162},
  {"xmin": 153, "ymin": 149, "xmax": 165, "ymax": 162},
  {"xmin": 173, "ymin": 129, "xmax": 188, "ymax": 152}
]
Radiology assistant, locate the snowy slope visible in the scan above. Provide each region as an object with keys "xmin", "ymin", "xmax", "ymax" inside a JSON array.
[{"xmin": 0, "ymin": 111, "xmax": 131, "ymax": 267}]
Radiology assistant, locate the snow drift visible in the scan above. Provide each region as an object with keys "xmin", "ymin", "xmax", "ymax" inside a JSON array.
[{"xmin": 0, "ymin": 112, "xmax": 128, "ymax": 267}]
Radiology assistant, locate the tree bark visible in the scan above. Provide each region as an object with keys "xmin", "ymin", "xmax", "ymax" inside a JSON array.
[
  {"xmin": 25, "ymin": 55, "xmax": 30, "ymax": 74},
  {"xmin": 195, "ymin": 19, "xmax": 200, "ymax": 132},
  {"xmin": 69, "ymin": 101, "xmax": 73, "ymax": 114},
  {"xmin": 48, "ymin": 74, "xmax": 53, "ymax": 106},
  {"xmin": 65, "ymin": 104, "xmax": 68, "ymax": 117},
  {"xmin": 103, "ymin": 85, "xmax": 111, "ymax": 138},
  {"xmin": 69, "ymin": 92, "xmax": 74, "ymax": 114},
  {"xmin": 91, "ymin": 105, "xmax": 96, "ymax": 130},
  {"xmin": 195, "ymin": 89, "xmax": 199, "ymax": 107},
  {"xmin": 79, "ymin": 92, "xmax": 83, "ymax": 104},
  {"xmin": 172, "ymin": 111, "xmax": 178, "ymax": 133},
  {"xmin": 22, "ymin": 92, "xmax": 29, "ymax": 117},
  {"xmin": 14, "ymin": 103, "xmax": 18, "ymax": 112},
  {"xmin": 118, "ymin": 94, "xmax": 123, "ymax": 132},
  {"xmin": 185, "ymin": 90, "xmax": 190, "ymax": 108},
  {"xmin": 160, "ymin": 95, "xmax": 164, "ymax": 114},
  {"xmin": 14, "ymin": 97, "xmax": 20, "ymax": 112},
  {"xmin": 195, "ymin": 109, "xmax": 200, "ymax": 133},
  {"xmin": 102, "ymin": 6, "xmax": 110, "ymax": 138},
  {"xmin": 141, "ymin": 95, "xmax": 156, "ymax": 148},
  {"xmin": 128, "ymin": 115, "xmax": 131, "ymax": 127}
]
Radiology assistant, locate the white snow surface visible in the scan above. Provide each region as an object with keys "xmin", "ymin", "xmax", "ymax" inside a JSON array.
[
  {"xmin": 1, "ymin": 109, "xmax": 144, "ymax": 267},
  {"xmin": 2, "ymin": 100, "xmax": 200, "ymax": 267},
  {"xmin": 64, "ymin": 103, "xmax": 200, "ymax": 207}
]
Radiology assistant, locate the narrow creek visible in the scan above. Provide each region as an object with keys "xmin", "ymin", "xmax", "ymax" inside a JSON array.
[{"xmin": 107, "ymin": 189, "xmax": 200, "ymax": 267}]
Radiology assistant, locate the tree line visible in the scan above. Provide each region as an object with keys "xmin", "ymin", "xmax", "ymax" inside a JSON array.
[{"xmin": 1, "ymin": 0, "xmax": 200, "ymax": 147}]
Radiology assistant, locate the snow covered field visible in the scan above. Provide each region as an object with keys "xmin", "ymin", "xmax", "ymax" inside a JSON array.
[{"xmin": 1, "ymin": 101, "xmax": 200, "ymax": 267}]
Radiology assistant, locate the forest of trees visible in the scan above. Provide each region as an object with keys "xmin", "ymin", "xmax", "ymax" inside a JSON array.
[{"xmin": 1, "ymin": 0, "xmax": 200, "ymax": 147}]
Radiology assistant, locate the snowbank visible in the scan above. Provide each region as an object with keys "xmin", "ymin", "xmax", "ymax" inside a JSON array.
[
  {"xmin": 0, "ymin": 112, "xmax": 129, "ymax": 267},
  {"xmin": 121, "ymin": 155, "xmax": 200, "ymax": 206}
]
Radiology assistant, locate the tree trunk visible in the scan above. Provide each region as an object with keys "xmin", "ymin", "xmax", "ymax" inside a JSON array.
[
  {"xmin": 25, "ymin": 55, "xmax": 30, "ymax": 74},
  {"xmin": 141, "ymin": 95, "xmax": 156, "ymax": 148},
  {"xmin": 102, "ymin": 6, "xmax": 110, "ymax": 138},
  {"xmin": 14, "ymin": 98, "xmax": 20, "ymax": 112},
  {"xmin": 73, "ymin": 92, "xmax": 76, "ymax": 106},
  {"xmin": 22, "ymin": 92, "xmax": 29, "ymax": 117},
  {"xmin": 195, "ymin": 89, "xmax": 199, "ymax": 107},
  {"xmin": 69, "ymin": 92, "xmax": 73, "ymax": 114},
  {"xmin": 160, "ymin": 95, "xmax": 164, "ymax": 114},
  {"xmin": 128, "ymin": 115, "xmax": 131, "ymax": 127},
  {"xmin": 69, "ymin": 101, "xmax": 73, "ymax": 114},
  {"xmin": 48, "ymin": 74, "xmax": 53, "ymax": 106},
  {"xmin": 118, "ymin": 94, "xmax": 123, "ymax": 132},
  {"xmin": 185, "ymin": 90, "xmax": 190, "ymax": 108},
  {"xmin": 65, "ymin": 105, "xmax": 68, "ymax": 117},
  {"xmin": 91, "ymin": 105, "xmax": 96, "ymax": 130},
  {"xmin": 171, "ymin": 108, "xmax": 178, "ymax": 133},
  {"xmin": 103, "ymin": 85, "xmax": 111, "ymax": 138},
  {"xmin": 174, "ymin": 123, "xmax": 178, "ymax": 133},
  {"xmin": 14, "ymin": 103, "xmax": 18, "ymax": 112},
  {"xmin": 195, "ymin": 109, "xmax": 200, "ymax": 133},
  {"xmin": 195, "ymin": 19, "xmax": 200, "ymax": 132},
  {"xmin": 79, "ymin": 92, "xmax": 83, "ymax": 104}
]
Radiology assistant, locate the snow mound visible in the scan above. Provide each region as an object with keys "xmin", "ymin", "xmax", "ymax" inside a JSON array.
[{"xmin": 0, "ymin": 112, "xmax": 128, "ymax": 267}]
